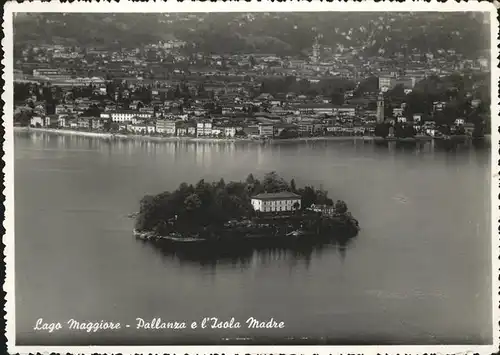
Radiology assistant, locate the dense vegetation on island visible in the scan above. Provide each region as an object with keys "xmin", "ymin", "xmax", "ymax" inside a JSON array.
[{"xmin": 135, "ymin": 172, "xmax": 358, "ymax": 239}]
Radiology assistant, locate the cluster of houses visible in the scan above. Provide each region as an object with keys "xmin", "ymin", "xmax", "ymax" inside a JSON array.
[
  {"xmin": 27, "ymin": 100, "xmax": 379, "ymax": 139},
  {"xmin": 17, "ymin": 41, "xmax": 488, "ymax": 140},
  {"xmin": 28, "ymin": 112, "xmax": 372, "ymax": 139},
  {"xmin": 25, "ymin": 92, "xmax": 481, "ymax": 138},
  {"xmin": 420, "ymin": 119, "xmax": 476, "ymax": 137}
]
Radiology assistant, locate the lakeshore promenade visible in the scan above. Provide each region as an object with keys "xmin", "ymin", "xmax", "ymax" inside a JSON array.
[{"xmin": 14, "ymin": 127, "xmax": 372, "ymax": 144}]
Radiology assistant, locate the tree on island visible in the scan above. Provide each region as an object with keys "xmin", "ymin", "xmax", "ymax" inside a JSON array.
[
  {"xmin": 262, "ymin": 171, "xmax": 289, "ymax": 193},
  {"xmin": 184, "ymin": 193, "xmax": 202, "ymax": 211},
  {"xmin": 334, "ymin": 200, "xmax": 348, "ymax": 214}
]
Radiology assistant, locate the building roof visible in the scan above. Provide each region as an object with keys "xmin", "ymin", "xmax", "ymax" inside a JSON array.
[{"xmin": 252, "ymin": 191, "xmax": 301, "ymax": 201}]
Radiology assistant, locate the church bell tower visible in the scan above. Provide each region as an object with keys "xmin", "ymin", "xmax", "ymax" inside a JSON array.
[{"xmin": 376, "ymin": 93, "xmax": 385, "ymax": 123}]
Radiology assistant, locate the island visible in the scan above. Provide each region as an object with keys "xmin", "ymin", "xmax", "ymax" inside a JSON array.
[{"xmin": 133, "ymin": 172, "xmax": 359, "ymax": 246}]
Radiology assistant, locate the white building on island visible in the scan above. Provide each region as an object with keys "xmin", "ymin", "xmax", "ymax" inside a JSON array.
[{"xmin": 251, "ymin": 191, "xmax": 302, "ymax": 213}]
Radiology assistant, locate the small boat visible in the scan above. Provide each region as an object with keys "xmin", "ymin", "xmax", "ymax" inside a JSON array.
[
  {"xmin": 286, "ymin": 229, "xmax": 305, "ymax": 237},
  {"xmin": 165, "ymin": 236, "xmax": 206, "ymax": 243}
]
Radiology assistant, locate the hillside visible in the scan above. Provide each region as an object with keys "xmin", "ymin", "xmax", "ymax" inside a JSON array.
[{"xmin": 14, "ymin": 12, "xmax": 490, "ymax": 58}]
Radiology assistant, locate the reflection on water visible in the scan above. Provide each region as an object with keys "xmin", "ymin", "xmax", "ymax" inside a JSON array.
[
  {"xmin": 144, "ymin": 237, "xmax": 353, "ymax": 269},
  {"xmin": 17, "ymin": 130, "xmax": 491, "ymax": 159}
]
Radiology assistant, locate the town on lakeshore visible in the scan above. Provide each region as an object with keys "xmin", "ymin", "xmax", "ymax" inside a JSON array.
[{"xmin": 13, "ymin": 13, "xmax": 490, "ymax": 142}]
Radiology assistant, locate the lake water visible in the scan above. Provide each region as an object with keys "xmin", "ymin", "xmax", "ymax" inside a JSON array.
[{"xmin": 14, "ymin": 131, "xmax": 492, "ymax": 345}]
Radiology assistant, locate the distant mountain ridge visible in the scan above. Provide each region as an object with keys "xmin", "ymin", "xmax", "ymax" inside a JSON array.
[{"xmin": 14, "ymin": 12, "xmax": 490, "ymax": 58}]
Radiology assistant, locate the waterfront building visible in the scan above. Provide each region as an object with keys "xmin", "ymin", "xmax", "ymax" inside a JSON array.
[
  {"xmin": 129, "ymin": 123, "xmax": 156, "ymax": 134},
  {"xmin": 211, "ymin": 127, "xmax": 223, "ymax": 136},
  {"xmin": 110, "ymin": 110, "xmax": 152, "ymax": 123},
  {"xmin": 156, "ymin": 119, "xmax": 177, "ymax": 135},
  {"xmin": 176, "ymin": 125, "xmax": 188, "ymax": 136},
  {"xmin": 91, "ymin": 118, "xmax": 105, "ymax": 131},
  {"xmin": 77, "ymin": 117, "xmax": 91, "ymax": 129},
  {"xmin": 223, "ymin": 126, "xmax": 237, "ymax": 137},
  {"xmin": 69, "ymin": 119, "xmax": 78, "ymax": 129},
  {"xmin": 58, "ymin": 116, "xmax": 67, "ymax": 128},
  {"xmin": 187, "ymin": 126, "xmax": 197, "ymax": 136},
  {"xmin": 251, "ymin": 191, "xmax": 302, "ymax": 213},
  {"xmin": 30, "ymin": 116, "xmax": 44, "ymax": 127},
  {"xmin": 196, "ymin": 121, "xmax": 213, "ymax": 136},
  {"xmin": 258, "ymin": 123, "xmax": 274, "ymax": 137},
  {"xmin": 298, "ymin": 120, "xmax": 316, "ymax": 135},
  {"xmin": 244, "ymin": 125, "xmax": 260, "ymax": 138}
]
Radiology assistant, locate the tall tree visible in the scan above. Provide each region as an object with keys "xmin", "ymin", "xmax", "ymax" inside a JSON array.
[{"xmin": 262, "ymin": 171, "xmax": 289, "ymax": 193}]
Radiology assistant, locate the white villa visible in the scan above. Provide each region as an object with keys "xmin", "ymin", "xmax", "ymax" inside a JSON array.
[{"xmin": 251, "ymin": 191, "xmax": 302, "ymax": 213}]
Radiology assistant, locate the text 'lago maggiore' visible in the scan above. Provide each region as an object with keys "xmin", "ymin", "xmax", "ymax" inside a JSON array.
[{"xmin": 33, "ymin": 317, "xmax": 285, "ymax": 333}]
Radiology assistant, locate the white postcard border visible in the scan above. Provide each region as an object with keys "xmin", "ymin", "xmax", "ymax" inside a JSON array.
[{"xmin": 3, "ymin": 1, "xmax": 499, "ymax": 354}]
